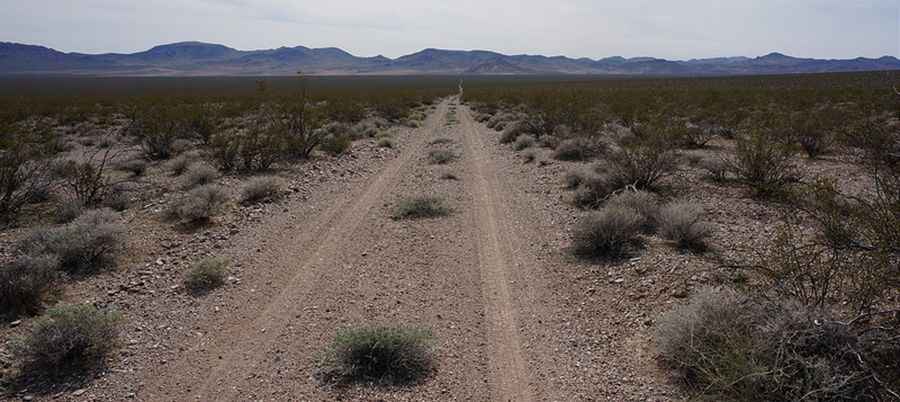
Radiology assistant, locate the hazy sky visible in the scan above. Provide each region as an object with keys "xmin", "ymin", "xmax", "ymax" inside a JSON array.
[{"xmin": 1, "ymin": 0, "xmax": 898, "ymax": 59}]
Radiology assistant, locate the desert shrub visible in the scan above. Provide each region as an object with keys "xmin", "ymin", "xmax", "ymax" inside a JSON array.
[
  {"xmin": 428, "ymin": 150, "xmax": 456, "ymax": 165},
  {"xmin": 792, "ymin": 109, "xmax": 838, "ymax": 159},
  {"xmin": 429, "ymin": 138, "xmax": 453, "ymax": 146},
  {"xmin": 240, "ymin": 176, "xmax": 284, "ymax": 205},
  {"xmin": 500, "ymin": 121, "xmax": 529, "ymax": 144},
  {"xmin": 656, "ymin": 287, "xmax": 900, "ymax": 402},
  {"xmin": 670, "ymin": 122, "xmax": 715, "ymax": 149},
  {"xmin": 553, "ymin": 137, "xmax": 603, "ymax": 161},
  {"xmin": 117, "ymin": 157, "xmax": 147, "ymax": 176},
  {"xmin": 513, "ymin": 134, "xmax": 536, "ymax": 151},
  {"xmin": 320, "ymin": 326, "xmax": 434, "ymax": 385},
  {"xmin": 571, "ymin": 173, "xmax": 617, "ymax": 209},
  {"xmin": 22, "ymin": 208, "xmax": 125, "ymax": 274},
  {"xmin": 540, "ymin": 135, "xmax": 561, "ymax": 150},
  {"xmin": 607, "ymin": 190, "xmax": 660, "ymax": 231},
  {"xmin": 377, "ymin": 137, "xmax": 395, "ymax": 148},
  {"xmin": 101, "ymin": 183, "xmax": 132, "ymax": 212},
  {"xmin": 0, "ymin": 255, "xmax": 58, "ymax": 318},
  {"xmin": 571, "ymin": 205, "xmax": 642, "ymax": 259},
  {"xmin": 208, "ymin": 132, "xmax": 241, "ymax": 172},
  {"xmin": 165, "ymin": 152, "xmax": 200, "ymax": 176},
  {"xmin": 184, "ymin": 257, "xmax": 228, "ymax": 294},
  {"xmin": 320, "ymin": 134, "xmax": 352, "ymax": 156},
  {"xmin": 726, "ymin": 129, "xmax": 799, "ymax": 197},
  {"xmin": 440, "ymin": 172, "xmax": 459, "ymax": 181},
  {"xmin": 392, "ymin": 197, "xmax": 450, "ymax": 220},
  {"xmin": 182, "ymin": 163, "xmax": 219, "ymax": 189},
  {"xmin": 54, "ymin": 199, "xmax": 84, "ymax": 224},
  {"xmin": 11, "ymin": 304, "xmax": 120, "ymax": 379},
  {"xmin": 166, "ymin": 184, "xmax": 229, "ymax": 223},
  {"xmin": 522, "ymin": 149, "xmax": 537, "ymax": 163},
  {"xmin": 657, "ymin": 202, "xmax": 713, "ymax": 251},
  {"xmin": 129, "ymin": 108, "xmax": 189, "ymax": 160},
  {"xmin": 0, "ymin": 127, "xmax": 57, "ymax": 224},
  {"xmin": 564, "ymin": 166, "xmax": 598, "ymax": 189},
  {"xmin": 699, "ymin": 157, "xmax": 730, "ymax": 183},
  {"xmin": 600, "ymin": 140, "xmax": 678, "ymax": 190},
  {"xmin": 56, "ymin": 148, "xmax": 128, "ymax": 207}
]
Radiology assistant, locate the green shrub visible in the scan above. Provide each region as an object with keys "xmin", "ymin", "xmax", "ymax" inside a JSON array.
[
  {"xmin": 392, "ymin": 197, "xmax": 450, "ymax": 220},
  {"xmin": 657, "ymin": 202, "xmax": 713, "ymax": 251},
  {"xmin": 166, "ymin": 184, "xmax": 229, "ymax": 223},
  {"xmin": 0, "ymin": 255, "xmax": 58, "ymax": 317},
  {"xmin": 240, "ymin": 176, "xmax": 284, "ymax": 205},
  {"xmin": 572, "ymin": 205, "xmax": 642, "ymax": 259},
  {"xmin": 12, "ymin": 304, "xmax": 120, "ymax": 379},
  {"xmin": 184, "ymin": 257, "xmax": 228, "ymax": 294},
  {"xmin": 320, "ymin": 326, "xmax": 434, "ymax": 385},
  {"xmin": 22, "ymin": 208, "xmax": 125, "ymax": 274},
  {"xmin": 428, "ymin": 150, "xmax": 456, "ymax": 165}
]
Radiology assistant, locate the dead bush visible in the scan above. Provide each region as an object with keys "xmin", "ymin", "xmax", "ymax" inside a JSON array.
[
  {"xmin": 0, "ymin": 254, "xmax": 59, "ymax": 318},
  {"xmin": 657, "ymin": 202, "xmax": 713, "ymax": 251},
  {"xmin": 319, "ymin": 326, "xmax": 434, "ymax": 385},
  {"xmin": 240, "ymin": 176, "xmax": 284, "ymax": 205},
  {"xmin": 572, "ymin": 205, "xmax": 643, "ymax": 259},
  {"xmin": 12, "ymin": 304, "xmax": 120, "ymax": 380},
  {"xmin": 22, "ymin": 208, "xmax": 125, "ymax": 274},
  {"xmin": 166, "ymin": 184, "xmax": 229, "ymax": 223}
]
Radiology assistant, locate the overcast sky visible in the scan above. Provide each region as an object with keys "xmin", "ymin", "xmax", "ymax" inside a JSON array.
[{"xmin": 1, "ymin": 0, "xmax": 897, "ymax": 59}]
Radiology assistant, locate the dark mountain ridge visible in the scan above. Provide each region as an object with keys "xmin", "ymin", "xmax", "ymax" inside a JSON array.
[{"xmin": 1, "ymin": 41, "xmax": 898, "ymax": 76}]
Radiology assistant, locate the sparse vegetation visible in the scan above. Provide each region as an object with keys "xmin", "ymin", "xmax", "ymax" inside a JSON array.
[
  {"xmin": 320, "ymin": 326, "xmax": 434, "ymax": 385},
  {"xmin": 392, "ymin": 196, "xmax": 450, "ymax": 220}
]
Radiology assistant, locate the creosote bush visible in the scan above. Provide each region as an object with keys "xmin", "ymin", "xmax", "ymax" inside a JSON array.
[
  {"xmin": 166, "ymin": 184, "xmax": 229, "ymax": 223},
  {"xmin": 12, "ymin": 304, "xmax": 120, "ymax": 380},
  {"xmin": 727, "ymin": 129, "xmax": 799, "ymax": 197},
  {"xmin": 0, "ymin": 254, "xmax": 58, "ymax": 318},
  {"xmin": 240, "ymin": 176, "xmax": 284, "ymax": 205},
  {"xmin": 428, "ymin": 150, "xmax": 456, "ymax": 165},
  {"xmin": 572, "ymin": 205, "xmax": 642, "ymax": 259},
  {"xmin": 392, "ymin": 197, "xmax": 450, "ymax": 220},
  {"xmin": 657, "ymin": 202, "xmax": 713, "ymax": 251},
  {"xmin": 656, "ymin": 287, "xmax": 900, "ymax": 402},
  {"xmin": 22, "ymin": 208, "xmax": 126, "ymax": 274},
  {"xmin": 184, "ymin": 257, "xmax": 228, "ymax": 294},
  {"xmin": 320, "ymin": 326, "xmax": 434, "ymax": 385}
]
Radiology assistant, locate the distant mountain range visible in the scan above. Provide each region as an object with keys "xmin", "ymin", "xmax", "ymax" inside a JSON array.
[{"xmin": 1, "ymin": 41, "xmax": 898, "ymax": 76}]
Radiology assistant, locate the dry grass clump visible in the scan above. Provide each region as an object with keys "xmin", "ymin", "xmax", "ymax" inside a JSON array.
[
  {"xmin": 11, "ymin": 304, "xmax": 120, "ymax": 380},
  {"xmin": 0, "ymin": 255, "xmax": 58, "ymax": 318},
  {"xmin": 428, "ymin": 150, "xmax": 457, "ymax": 165},
  {"xmin": 657, "ymin": 202, "xmax": 713, "ymax": 251},
  {"xmin": 392, "ymin": 197, "xmax": 450, "ymax": 220},
  {"xmin": 656, "ymin": 287, "xmax": 900, "ymax": 402},
  {"xmin": 572, "ymin": 205, "xmax": 643, "ymax": 259},
  {"xmin": 319, "ymin": 326, "xmax": 434, "ymax": 385},
  {"xmin": 184, "ymin": 257, "xmax": 228, "ymax": 294},
  {"xmin": 22, "ymin": 208, "xmax": 126, "ymax": 274},
  {"xmin": 166, "ymin": 184, "xmax": 229, "ymax": 223},
  {"xmin": 240, "ymin": 176, "xmax": 284, "ymax": 205},
  {"xmin": 182, "ymin": 163, "xmax": 220, "ymax": 189}
]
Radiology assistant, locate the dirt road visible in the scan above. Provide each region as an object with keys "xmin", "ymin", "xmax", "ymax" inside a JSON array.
[{"xmin": 125, "ymin": 97, "xmax": 666, "ymax": 401}]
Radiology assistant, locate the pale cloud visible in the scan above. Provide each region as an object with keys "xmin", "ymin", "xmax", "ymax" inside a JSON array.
[{"xmin": 0, "ymin": 0, "xmax": 896, "ymax": 59}]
